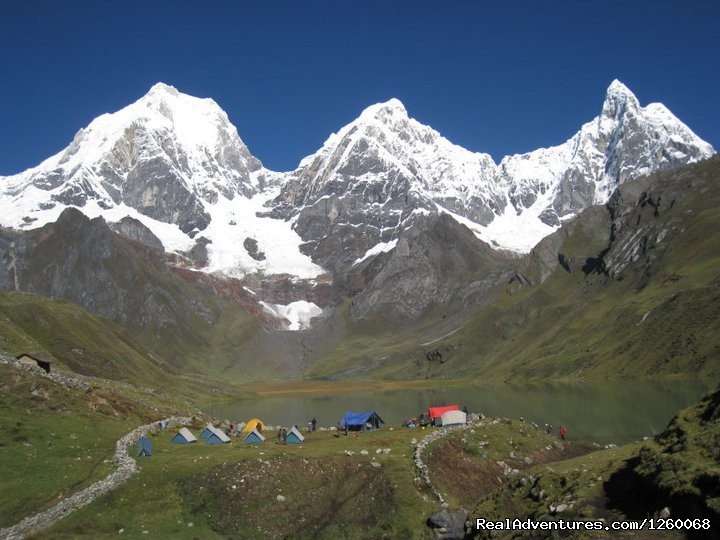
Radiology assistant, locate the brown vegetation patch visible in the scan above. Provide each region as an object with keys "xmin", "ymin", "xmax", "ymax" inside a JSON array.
[
  {"xmin": 427, "ymin": 439, "xmax": 505, "ymax": 502},
  {"xmin": 183, "ymin": 455, "xmax": 397, "ymax": 538},
  {"xmin": 83, "ymin": 393, "xmax": 109, "ymax": 410},
  {"xmin": 428, "ymin": 437, "xmax": 594, "ymax": 506},
  {"xmin": 510, "ymin": 440, "xmax": 593, "ymax": 470}
]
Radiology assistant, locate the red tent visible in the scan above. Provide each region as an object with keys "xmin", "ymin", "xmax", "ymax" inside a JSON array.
[{"xmin": 427, "ymin": 404, "xmax": 460, "ymax": 420}]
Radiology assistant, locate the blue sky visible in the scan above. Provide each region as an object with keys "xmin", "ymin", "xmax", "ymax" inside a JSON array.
[{"xmin": 1, "ymin": 1, "xmax": 717, "ymax": 175}]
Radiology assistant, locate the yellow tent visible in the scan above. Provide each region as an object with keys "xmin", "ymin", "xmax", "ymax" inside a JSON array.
[{"xmin": 242, "ymin": 418, "xmax": 264, "ymax": 433}]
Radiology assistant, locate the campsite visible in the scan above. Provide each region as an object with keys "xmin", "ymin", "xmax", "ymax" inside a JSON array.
[{"xmin": 8, "ymin": 405, "xmax": 588, "ymax": 538}]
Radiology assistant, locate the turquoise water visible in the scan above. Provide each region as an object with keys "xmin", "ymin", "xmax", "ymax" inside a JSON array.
[{"xmin": 202, "ymin": 378, "xmax": 714, "ymax": 444}]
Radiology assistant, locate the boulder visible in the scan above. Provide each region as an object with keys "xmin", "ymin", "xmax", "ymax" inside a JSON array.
[{"xmin": 427, "ymin": 508, "xmax": 471, "ymax": 540}]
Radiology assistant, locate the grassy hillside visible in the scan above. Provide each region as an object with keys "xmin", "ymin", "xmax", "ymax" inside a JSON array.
[
  {"xmin": 35, "ymin": 416, "xmax": 437, "ymax": 538},
  {"xmin": 302, "ymin": 300, "xmax": 470, "ymax": 379},
  {"xmin": 0, "ymin": 291, "xmax": 174, "ymax": 385},
  {"xmin": 470, "ymin": 385, "xmax": 720, "ymax": 537},
  {"xmin": 0, "ymin": 362, "xmax": 180, "ymax": 528},
  {"xmin": 0, "ymin": 291, "xmax": 294, "ymax": 403},
  {"xmin": 0, "ymin": 209, "xmax": 304, "ymax": 383},
  {"xmin": 605, "ymin": 384, "xmax": 720, "ymax": 529}
]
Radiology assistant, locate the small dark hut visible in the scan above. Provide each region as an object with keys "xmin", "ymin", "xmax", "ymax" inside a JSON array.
[{"xmin": 16, "ymin": 353, "xmax": 52, "ymax": 374}]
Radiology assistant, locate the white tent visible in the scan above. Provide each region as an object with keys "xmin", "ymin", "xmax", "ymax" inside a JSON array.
[{"xmin": 440, "ymin": 410, "xmax": 467, "ymax": 426}]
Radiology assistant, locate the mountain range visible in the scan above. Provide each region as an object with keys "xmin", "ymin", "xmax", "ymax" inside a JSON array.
[
  {"xmin": 0, "ymin": 80, "xmax": 716, "ymax": 381},
  {"xmin": 1, "ymin": 81, "xmax": 711, "ymax": 261}
]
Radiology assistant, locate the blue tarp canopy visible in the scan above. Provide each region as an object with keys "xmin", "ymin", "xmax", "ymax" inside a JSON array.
[{"xmin": 339, "ymin": 411, "xmax": 384, "ymax": 430}]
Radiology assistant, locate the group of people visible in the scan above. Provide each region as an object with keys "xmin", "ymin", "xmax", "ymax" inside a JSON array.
[
  {"xmin": 276, "ymin": 427, "xmax": 289, "ymax": 444},
  {"xmin": 545, "ymin": 423, "xmax": 568, "ymax": 440}
]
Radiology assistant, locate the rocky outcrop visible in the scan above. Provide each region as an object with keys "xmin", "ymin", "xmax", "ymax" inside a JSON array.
[
  {"xmin": 110, "ymin": 216, "xmax": 164, "ymax": 250},
  {"xmin": 0, "ymin": 208, "xmax": 202, "ymax": 327},
  {"xmin": 343, "ymin": 214, "xmax": 514, "ymax": 320},
  {"xmin": 580, "ymin": 156, "xmax": 719, "ymax": 283},
  {"xmin": 512, "ymin": 155, "xmax": 720, "ymax": 288},
  {"xmin": 243, "ymin": 237, "xmax": 266, "ymax": 261},
  {"xmin": 427, "ymin": 509, "xmax": 473, "ymax": 540}
]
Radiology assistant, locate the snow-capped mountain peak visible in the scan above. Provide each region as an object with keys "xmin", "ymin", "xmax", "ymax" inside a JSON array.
[
  {"xmin": 604, "ymin": 79, "xmax": 639, "ymax": 104},
  {"xmin": 276, "ymin": 95, "xmax": 504, "ymax": 254},
  {"xmin": 132, "ymin": 82, "xmax": 251, "ymax": 160},
  {"xmin": 147, "ymin": 81, "xmax": 180, "ymax": 97},
  {"xmin": 53, "ymin": 83, "xmax": 242, "ymax": 174},
  {"xmin": 0, "ymin": 83, "xmax": 271, "ymax": 235},
  {"xmin": 0, "ymin": 83, "xmax": 325, "ymax": 282},
  {"xmin": 358, "ymin": 97, "xmax": 409, "ymax": 124},
  {"xmin": 484, "ymin": 80, "xmax": 715, "ymax": 251}
]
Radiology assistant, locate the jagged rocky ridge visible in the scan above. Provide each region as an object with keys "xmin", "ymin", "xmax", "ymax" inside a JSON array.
[{"xmin": 0, "ymin": 81, "xmax": 714, "ymax": 329}]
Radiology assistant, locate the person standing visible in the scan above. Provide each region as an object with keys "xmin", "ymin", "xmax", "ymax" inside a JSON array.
[
  {"xmin": 311, "ymin": 417, "xmax": 317, "ymax": 432},
  {"xmin": 559, "ymin": 426, "xmax": 567, "ymax": 440}
]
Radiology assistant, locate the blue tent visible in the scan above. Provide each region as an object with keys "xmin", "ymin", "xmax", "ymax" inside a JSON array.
[
  {"xmin": 244, "ymin": 428, "xmax": 266, "ymax": 444},
  {"xmin": 137, "ymin": 435, "xmax": 153, "ymax": 457},
  {"xmin": 206, "ymin": 428, "xmax": 231, "ymax": 445},
  {"xmin": 339, "ymin": 411, "xmax": 384, "ymax": 431},
  {"xmin": 199, "ymin": 424, "xmax": 215, "ymax": 440},
  {"xmin": 286, "ymin": 426, "xmax": 305, "ymax": 444},
  {"xmin": 171, "ymin": 427, "xmax": 198, "ymax": 444}
]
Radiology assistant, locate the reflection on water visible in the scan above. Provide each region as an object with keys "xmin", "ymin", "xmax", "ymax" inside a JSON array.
[{"xmin": 202, "ymin": 379, "xmax": 714, "ymax": 444}]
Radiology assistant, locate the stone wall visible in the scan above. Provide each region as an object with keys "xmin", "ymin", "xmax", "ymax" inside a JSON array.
[
  {"xmin": 413, "ymin": 415, "xmax": 489, "ymax": 505},
  {"xmin": 0, "ymin": 357, "xmax": 191, "ymax": 540},
  {"xmin": 0, "ymin": 414, "xmax": 191, "ymax": 540}
]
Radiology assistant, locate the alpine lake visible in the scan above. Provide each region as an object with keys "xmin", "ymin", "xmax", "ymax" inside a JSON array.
[{"xmin": 202, "ymin": 377, "xmax": 713, "ymax": 445}]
